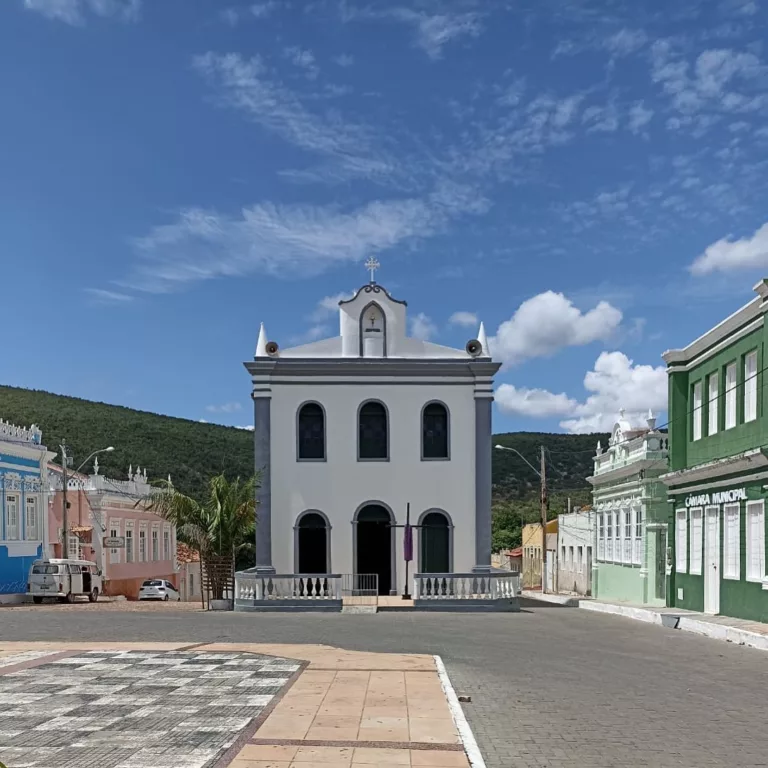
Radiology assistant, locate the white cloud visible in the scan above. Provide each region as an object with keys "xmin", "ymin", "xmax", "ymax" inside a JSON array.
[
  {"xmin": 495, "ymin": 385, "xmax": 577, "ymax": 418},
  {"xmin": 333, "ymin": 53, "xmax": 354, "ymax": 67},
  {"xmin": 651, "ymin": 42, "xmax": 765, "ymax": 120},
  {"xmin": 236, "ymin": 424, "xmax": 255, "ymax": 431},
  {"xmin": 496, "ymin": 352, "xmax": 668, "ymax": 434},
  {"xmin": 560, "ymin": 352, "xmax": 668, "ymax": 433},
  {"xmin": 251, "ymin": 1, "xmax": 277, "ymax": 18},
  {"xmin": 582, "ymin": 103, "xmax": 620, "ymax": 133},
  {"xmin": 283, "ymin": 46, "xmax": 319, "ymax": 80},
  {"xmin": 490, "ymin": 291, "xmax": 623, "ymax": 367},
  {"xmin": 125, "ymin": 181, "xmax": 487, "ymax": 292},
  {"xmin": 205, "ymin": 402, "xmax": 243, "ymax": 414},
  {"xmin": 628, "ymin": 101, "xmax": 654, "ymax": 134},
  {"xmin": 690, "ymin": 222, "xmax": 768, "ymax": 274},
  {"xmin": 23, "ymin": 0, "xmax": 139, "ymax": 24},
  {"xmin": 310, "ymin": 292, "xmax": 354, "ymax": 322},
  {"xmin": 84, "ymin": 288, "xmax": 134, "ymax": 304},
  {"xmin": 347, "ymin": 7, "xmax": 482, "ymax": 60},
  {"xmin": 411, "ymin": 312, "xmax": 437, "ymax": 340},
  {"xmin": 604, "ymin": 28, "xmax": 648, "ymax": 57},
  {"xmin": 193, "ymin": 52, "xmax": 392, "ymax": 182},
  {"xmin": 448, "ymin": 311, "xmax": 478, "ymax": 327}
]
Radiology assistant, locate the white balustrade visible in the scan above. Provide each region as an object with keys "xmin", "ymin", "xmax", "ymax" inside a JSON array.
[
  {"xmin": 235, "ymin": 573, "xmax": 342, "ymax": 602},
  {"xmin": 413, "ymin": 572, "xmax": 520, "ymax": 601}
]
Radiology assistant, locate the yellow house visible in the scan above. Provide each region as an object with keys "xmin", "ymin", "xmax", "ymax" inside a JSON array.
[{"xmin": 522, "ymin": 519, "xmax": 558, "ymax": 589}]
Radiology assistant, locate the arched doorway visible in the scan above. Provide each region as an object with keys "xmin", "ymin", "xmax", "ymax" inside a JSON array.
[
  {"xmin": 355, "ymin": 504, "xmax": 393, "ymax": 595},
  {"xmin": 296, "ymin": 512, "xmax": 329, "ymax": 574},
  {"xmin": 420, "ymin": 511, "xmax": 451, "ymax": 573}
]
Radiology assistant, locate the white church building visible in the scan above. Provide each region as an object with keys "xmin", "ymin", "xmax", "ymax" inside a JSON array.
[{"xmin": 243, "ymin": 263, "xmax": 501, "ymax": 597}]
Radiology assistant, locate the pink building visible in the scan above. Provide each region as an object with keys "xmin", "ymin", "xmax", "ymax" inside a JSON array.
[{"xmin": 48, "ymin": 463, "xmax": 178, "ymax": 598}]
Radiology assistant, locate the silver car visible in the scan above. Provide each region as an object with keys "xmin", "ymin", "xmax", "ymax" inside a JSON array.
[{"xmin": 138, "ymin": 579, "xmax": 181, "ymax": 601}]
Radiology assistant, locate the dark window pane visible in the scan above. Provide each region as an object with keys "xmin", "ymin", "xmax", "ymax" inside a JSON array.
[
  {"xmin": 359, "ymin": 402, "xmax": 388, "ymax": 459},
  {"xmin": 423, "ymin": 403, "xmax": 448, "ymax": 458},
  {"xmin": 298, "ymin": 403, "xmax": 325, "ymax": 459}
]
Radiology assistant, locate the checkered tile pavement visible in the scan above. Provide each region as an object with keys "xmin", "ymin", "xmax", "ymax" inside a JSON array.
[{"xmin": 0, "ymin": 650, "xmax": 300, "ymax": 768}]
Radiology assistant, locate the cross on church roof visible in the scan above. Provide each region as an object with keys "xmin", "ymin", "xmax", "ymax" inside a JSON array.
[{"xmin": 365, "ymin": 256, "xmax": 380, "ymax": 283}]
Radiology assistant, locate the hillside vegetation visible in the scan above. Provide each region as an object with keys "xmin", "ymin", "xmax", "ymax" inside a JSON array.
[{"xmin": 0, "ymin": 386, "xmax": 606, "ymax": 549}]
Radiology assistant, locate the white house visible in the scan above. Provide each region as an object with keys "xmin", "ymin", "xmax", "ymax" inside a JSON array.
[{"xmin": 243, "ymin": 264, "xmax": 501, "ymax": 595}]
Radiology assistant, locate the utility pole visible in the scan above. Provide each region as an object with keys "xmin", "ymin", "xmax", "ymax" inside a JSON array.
[
  {"xmin": 61, "ymin": 443, "xmax": 69, "ymax": 559},
  {"xmin": 540, "ymin": 445, "xmax": 547, "ymax": 594}
]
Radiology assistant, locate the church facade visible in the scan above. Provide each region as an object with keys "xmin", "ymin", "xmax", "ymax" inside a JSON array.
[{"xmin": 244, "ymin": 272, "xmax": 500, "ymax": 595}]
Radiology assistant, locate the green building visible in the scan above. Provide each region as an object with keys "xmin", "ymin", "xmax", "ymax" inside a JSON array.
[
  {"xmin": 589, "ymin": 410, "xmax": 670, "ymax": 606},
  {"xmin": 662, "ymin": 280, "xmax": 768, "ymax": 621}
]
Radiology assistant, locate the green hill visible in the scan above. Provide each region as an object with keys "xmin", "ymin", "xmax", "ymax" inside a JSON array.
[{"xmin": 0, "ymin": 385, "xmax": 606, "ymax": 550}]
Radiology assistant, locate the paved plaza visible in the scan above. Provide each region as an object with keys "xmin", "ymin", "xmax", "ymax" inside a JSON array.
[{"xmin": 2, "ymin": 600, "xmax": 768, "ymax": 766}]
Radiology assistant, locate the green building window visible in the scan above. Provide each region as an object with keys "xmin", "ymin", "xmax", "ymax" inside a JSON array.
[
  {"xmin": 744, "ymin": 351, "xmax": 757, "ymax": 423},
  {"xmin": 725, "ymin": 362, "xmax": 737, "ymax": 429},
  {"xmin": 692, "ymin": 382, "xmax": 703, "ymax": 441},
  {"xmin": 708, "ymin": 373, "xmax": 719, "ymax": 435}
]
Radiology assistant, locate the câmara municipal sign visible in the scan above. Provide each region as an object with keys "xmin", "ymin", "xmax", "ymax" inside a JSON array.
[{"xmin": 684, "ymin": 488, "xmax": 747, "ymax": 507}]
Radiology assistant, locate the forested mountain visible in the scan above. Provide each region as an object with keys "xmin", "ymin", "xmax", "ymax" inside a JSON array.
[{"xmin": 0, "ymin": 386, "xmax": 606, "ymax": 550}]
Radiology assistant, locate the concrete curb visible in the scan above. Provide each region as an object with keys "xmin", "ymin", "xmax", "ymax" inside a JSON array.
[
  {"xmin": 579, "ymin": 601, "xmax": 768, "ymax": 652},
  {"xmin": 434, "ymin": 655, "xmax": 486, "ymax": 768},
  {"xmin": 520, "ymin": 591, "xmax": 582, "ymax": 607},
  {"xmin": 579, "ymin": 601, "xmax": 662, "ymax": 624}
]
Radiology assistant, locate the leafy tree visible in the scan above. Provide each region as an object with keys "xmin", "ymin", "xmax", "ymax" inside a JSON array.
[{"xmin": 140, "ymin": 473, "xmax": 257, "ymax": 599}]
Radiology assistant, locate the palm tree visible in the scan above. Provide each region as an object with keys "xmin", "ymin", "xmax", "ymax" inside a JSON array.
[{"xmin": 140, "ymin": 473, "xmax": 257, "ymax": 601}]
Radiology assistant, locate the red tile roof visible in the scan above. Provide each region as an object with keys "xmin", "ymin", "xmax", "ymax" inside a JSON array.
[{"xmin": 176, "ymin": 542, "xmax": 200, "ymax": 564}]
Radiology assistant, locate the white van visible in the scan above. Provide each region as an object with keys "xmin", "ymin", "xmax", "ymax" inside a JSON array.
[{"xmin": 27, "ymin": 559, "xmax": 103, "ymax": 604}]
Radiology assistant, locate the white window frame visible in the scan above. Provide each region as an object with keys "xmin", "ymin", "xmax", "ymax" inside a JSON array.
[
  {"xmin": 568, "ymin": 545, "xmax": 574, "ymax": 567},
  {"xmin": 606, "ymin": 511, "xmax": 614, "ymax": 561},
  {"xmin": 632, "ymin": 506, "xmax": 643, "ymax": 566},
  {"xmin": 689, "ymin": 507, "xmax": 703, "ymax": 576},
  {"xmin": 25, "ymin": 495, "xmax": 39, "ymax": 541},
  {"xmin": 708, "ymin": 372, "xmax": 719, "ymax": 436},
  {"xmin": 746, "ymin": 500, "xmax": 765, "ymax": 583},
  {"xmin": 151, "ymin": 525, "xmax": 160, "ymax": 561},
  {"xmin": 692, "ymin": 381, "xmax": 703, "ymax": 441},
  {"xmin": 163, "ymin": 527, "xmax": 171, "ymax": 561},
  {"xmin": 139, "ymin": 524, "xmax": 147, "ymax": 562},
  {"xmin": 744, "ymin": 350, "xmax": 757, "ymax": 423},
  {"xmin": 69, "ymin": 535, "xmax": 81, "ymax": 561},
  {"xmin": 723, "ymin": 502, "xmax": 740, "ymax": 580},
  {"xmin": 676, "ymin": 509, "xmax": 687, "ymax": 573},
  {"xmin": 725, "ymin": 362, "xmax": 737, "ymax": 430},
  {"xmin": 615, "ymin": 510, "xmax": 621, "ymax": 563},
  {"xmin": 623, "ymin": 508, "xmax": 632, "ymax": 564},
  {"xmin": 577, "ymin": 546, "xmax": 583, "ymax": 572},
  {"xmin": 6, "ymin": 494, "xmax": 19, "ymax": 540},
  {"xmin": 125, "ymin": 521, "xmax": 135, "ymax": 563},
  {"xmin": 109, "ymin": 519, "xmax": 121, "ymax": 564},
  {"xmin": 598, "ymin": 514, "xmax": 605, "ymax": 561}
]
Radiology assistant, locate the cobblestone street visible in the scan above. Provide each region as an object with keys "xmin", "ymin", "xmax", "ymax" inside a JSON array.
[{"xmin": 3, "ymin": 600, "xmax": 768, "ymax": 767}]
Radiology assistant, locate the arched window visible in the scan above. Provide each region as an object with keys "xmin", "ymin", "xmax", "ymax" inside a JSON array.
[
  {"xmin": 297, "ymin": 402, "xmax": 325, "ymax": 460},
  {"xmin": 358, "ymin": 401, "xmax": 388, "ymax": 460},
  {"xmin": 422, "ymin": 402, "xmax": 449, "ymax": 459}
]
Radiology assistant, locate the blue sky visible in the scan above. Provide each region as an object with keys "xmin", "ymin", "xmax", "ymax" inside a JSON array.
[{"xmin": 2, "ymin": 0, "xmax": 768, "ymax": 434}]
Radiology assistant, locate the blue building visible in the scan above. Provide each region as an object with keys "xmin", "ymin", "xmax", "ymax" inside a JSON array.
[{"xmin": 0, "ymin": 419, "xmax": 56, "ymax": 603}]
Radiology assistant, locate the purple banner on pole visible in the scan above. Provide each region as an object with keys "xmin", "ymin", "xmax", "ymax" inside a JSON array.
[{"xmin": 404, "ymin": 524, "xmax": 413, "ymax": 562}]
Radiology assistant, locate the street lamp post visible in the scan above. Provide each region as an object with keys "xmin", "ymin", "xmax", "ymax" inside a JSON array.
[
  {"xmin": 60, "ymin": 444, "xmax": 115, "ymax": 559},
  {"xmin": 494, "ymin": 444, "xmax": 548, "ymax": 593}
]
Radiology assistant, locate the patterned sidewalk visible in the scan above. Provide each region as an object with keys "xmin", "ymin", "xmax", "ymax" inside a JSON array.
[{"xmin": 0, "ymin": 643, "xmax": 471, "ymax": 768}]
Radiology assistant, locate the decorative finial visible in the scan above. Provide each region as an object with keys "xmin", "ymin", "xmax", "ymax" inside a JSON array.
[
  {"xmin": 168, "ymin": 473, "xmax": 172, "ymax": 485},
  {"xmin": 477, "ymin": 322, "xmax": 489, "ymax": 357},
  {"xmin": 646, "ymin": 409, "xmax": 657, "ymax": 431},
  {"xmin": 365, "ymin": 256, "xmax": 380, "ymax": 283},
  {"xmin": 596, "ymin": 439, "xmax": 603, "ymax": 456},
  {"xmin": 143, "ymin": 467, "xmax": 147, "ymax": 480},
  {"xmin": 93, "ymin": 456, "xmax": 100, "ymax": 475},
  {"xmin": 129, "ymin": 463, "xmax": 132, "ymax": 477},
  {"xmin": 255, "ymin": 322, "xmax": 268, "ymax": 358},
  {"xmin": 619, "ymin": 408, "xmax": 625, "ymax": 420}
]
